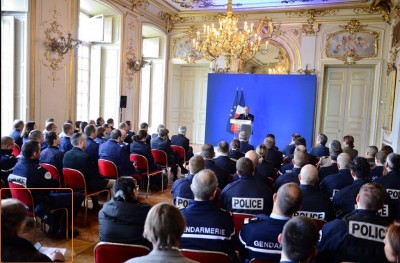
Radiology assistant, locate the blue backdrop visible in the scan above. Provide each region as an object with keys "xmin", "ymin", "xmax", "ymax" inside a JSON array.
[{"xmin": 204, "ymin": 74, "xmax": 317, "ymax": 151}]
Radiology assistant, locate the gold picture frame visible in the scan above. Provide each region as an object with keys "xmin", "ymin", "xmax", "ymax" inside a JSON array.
[{"xmin": 383, "ymin": 67, "xmax": 397, "ymax": 131}]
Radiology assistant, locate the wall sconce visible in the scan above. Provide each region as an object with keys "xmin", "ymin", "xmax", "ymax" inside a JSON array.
[
  {"xmin": 127, "ymin": 56, "xmax": 151, "ymax": 72},
  {"xmin": 46, "ymin": 33, "xmax": 82, "ymax": 55}
]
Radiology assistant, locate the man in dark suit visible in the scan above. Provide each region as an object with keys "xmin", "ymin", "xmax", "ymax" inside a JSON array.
[{"xmin": 170, "ymin": 125, "xmax": 193, "ymax": 160}]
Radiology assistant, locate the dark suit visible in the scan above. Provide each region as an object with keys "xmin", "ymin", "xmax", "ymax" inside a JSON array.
[
  {"xmin": 214, "ymin": 155, "xmax": 236, "ymax": 175},
  {"xmin": 171, "ymin": 134, "xmax": 193, "ymax": 160},
  {"xmin": 63, "ymin": 147, "xmax": 108, "ymax": 191}
]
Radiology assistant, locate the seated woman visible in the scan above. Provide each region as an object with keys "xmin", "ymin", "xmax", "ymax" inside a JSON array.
[
  {"xmin": 1, "ymin": 198, "xmax": 65, "ymax": 262},
  {"xmin": 125, "ymin": 202, "xmax": 196, "ymax": 263},
  {"xmin": 98, "ymin": 176, "xmax": 152, "ymax": 248},
  {"xmin": 384, "ymin": 221, "xmax": 400, "ymax": 263}
]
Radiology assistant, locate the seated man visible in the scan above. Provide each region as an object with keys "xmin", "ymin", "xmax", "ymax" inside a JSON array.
[
  {"xmin": 239, "ymin": 183, "xmax": 302, "ymax": 262},
  {"xmin": 310, "ymin": 133, "xmax": 329, "ymax": 157},
  {"xmin": 221, "ymin": 157, "xmax": 273, "ymax": 215},
  {"xmin": 317, "ymin": 183, "xmax": 389, "ymax": 263},
  {"xmin": 228, "ymin": 139, "xmax": 245, "ymax": 160},
  {"xmin": 201, "ymin": 144, "xmax": 228, "ymax": 190},
  {"xmin": 1, "ymin": 136, "xmax": 18, "ymax": 187},
  {"xmin": 180, "ymin": 169, "xmax": 236, "ymax": 260},
  {"xmin": 99, "ymin": 177, "xmax": 152, "ymax": 248},
  {"xmin": 279, "ymin": 216, "xmax": 319, "ymax": 263},
  {"xmin": 8, "ymin": 140, "xmax": 82, "ymax": 238},
  {"xmin": 99, "ymin": 129, "xmax": 134, "ymax": 177},
  {"xmin": 171, "ymin": 155, "xmax": 205, "ymax": 208},
  {"xmin": 171, "ymin": 125, "xmax": 194, "ymax": 161},
  {"xmin": 295, "ymin": 165, "xmax": 335, "ymax": 222},
  {"xmin": 151, "ymin": 128, "xmax": 188, "ymax": 181},
  {"xmin": 214, "ymin": 141, "xmax": 236, "ymax": 175},
  {"xmin": 238, "ymin": 131, "xmax": 254, "ymax": 154}
]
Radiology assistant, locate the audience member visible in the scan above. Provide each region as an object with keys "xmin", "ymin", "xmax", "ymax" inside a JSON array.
[
  {"xmin": 310, "ymin": 133, "xmax": 329, "ymax": 157},
  {"xmin": 221, "ymin": 157, "xmax": 273, "ymax": 215},
  {"xmin": 228, "ymin": 139, "xmax": 245, "ymax": 160},
  {"xmin": 371, "ymin": 150, "xmax": 387, "ymax": 180},
  {"xmin": 200, "ymin": 144, "xmax": 228, "ymax": 190},
  {"xmin": 171, "ymin": 125, "xmax": 194, "ymax": 161},
  {"xmin": 214, "ymin": 141, "xmax": 236, "ymax": 175},
  {"xmin": 295, "ymin": 164, "xmax": 335, "ymax": 222},
  {"xmin": 282, "ymin": 133, "xmax": 300, "ymax": 157},
  {"xmin": 278, "ymin": 216, "xmax": 319, "ymax": 263},
  {"xmin": 318, "ymin": 140, "xmax": 342, "ymax": 181},
  {"xmin": 319, "ymin": 153, "xmax": 352, "ymax": 199},
  {"xmin": 10, "ymin": 119, "xmax": 24, "ymax": 148},
  {"xmin": 180, "ymin": 169, "xmax": 236, "ymax": 260},
  {"xmin": 239, "ymin": 183, "xmax": 302, "ymax": 262},
  {"xmin": 99, "ymin": 177, "xmax": 151, "ymax": 247},
  {"xmin": 342, "ymin": 135, "xmax": 358, "ymax": 159},
  {"xmin": 0, "ymin": 136, "xmax": 18, "ymax": 187},
  {"xmin": 384, "ymin": 221, "xmax": 400, "ymax": 263},
  {"xmin": 171, "ymin": 155, "xmax": 205, "ymax": 207},
  {"xmin": 125, "ymin": 203, "xmax": 197, "ymax": 263},
  {"xmin": 317, "ymin": 183, "xmax": 389, "ymax": 263},
  {"xmin": 1, "ymin": 198, "xmax": 65, "ymax": 262},
  {"xmin": 238, "ymin": 131, "xmax": 254, "ymax": 154}
]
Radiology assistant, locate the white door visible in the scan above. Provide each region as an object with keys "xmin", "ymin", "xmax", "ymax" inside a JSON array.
[{"xmin": 322, "ymin": 67, "xmax": 374, "ymax": 152}]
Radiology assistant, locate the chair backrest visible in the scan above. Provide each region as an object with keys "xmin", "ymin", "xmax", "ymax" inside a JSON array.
[
  {"xmin": 249, "ymin": 258, "xmax": 279, "ymax": 263},
  {"xmin": 40, "ymin": 163, "xmax": 61, "ymax": 186},
  {"xmin": 312, "ymin": 218, "xmax": 327, "ymax": 230},
  {"xmin": 171, "ymin": 145, "xmax": 186, "ymax": 162},
  {"xmin": 130, "ymin": 154, "xmax": 149, "ymax": 172},
  {"xmin": 232, "ymin": 212, "xmax": 256, "ymax": 237},
  {"xmin": 180, "ymin": 249, "xmax": 232, "ymax": 263},
  {"xmin": 8, "ymin": 181, "xmax": 35, "ymax": 216},
  {"xmin": 98, "ymin": 159, "xmax": 119, "ymax": 179},
  {"xmin": 62, "ymin": 168, "xmax": 86, "ymax": 191},
  {"xmin": 151, "ymin": 149, "xmax": 168, "ymax": 167},
  {"xmin": 12, "ymin": 143, "xmax": 20, "ymax": 157},
  {"xmin": 94, "ymin": 242, "xmax": 150, "ymax": 263}
]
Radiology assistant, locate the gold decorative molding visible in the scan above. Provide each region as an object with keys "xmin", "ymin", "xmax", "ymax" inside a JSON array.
[
  {"xmin": 325, "ymin": 19, "xmax": 379, "ymax": 64},
  {"xmin": 129, "ymin": 0, "xmax": 149, "ymax": 10},
  {"xmin": 286, "ymin": 9, "xmax": 339, "ymax": 35},
  {"xmin": 158, "ymin": 12, "xmax": 194, "ymax": 32}
]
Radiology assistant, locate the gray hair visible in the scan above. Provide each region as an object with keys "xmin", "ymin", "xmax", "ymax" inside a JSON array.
[{"xmin": 191, "ymin": 169, "xmax": 218, "ymax": 201}]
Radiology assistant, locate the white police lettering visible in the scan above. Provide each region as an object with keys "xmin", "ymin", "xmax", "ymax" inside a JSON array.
[
  {"xmin": 253, "ymin": 240, "xmax": 281, "ymax": 249},
  {"xmin": 293, "ymin": 211, "xmax": 325, "ymax": 220},
  {"xmin": 232, "ymin": 198, "xmax": 263, "ymax": 210},
  {"xmin": 387, "ymin": 189, "xmax": 400, "ymax": 199},
  {"xmin": 349, "ymin": 221, "xmax": 386, "ymax": 242},
  {"xmin": 185, "ymin": 226, "xmax": 226, "ymax": 236},
  {"xmin": 176, "ymin": 197, "xmax": 191, "ymax": 208}
]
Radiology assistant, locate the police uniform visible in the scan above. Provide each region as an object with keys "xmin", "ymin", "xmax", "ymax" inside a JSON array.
[
  {"xmin": 0, "ymin": 149, "xmax": 18, "ymax": 187},
  {"xmin": 273, "ymin": 167, "xmax": 301, "ymax": 192},
  {"xmin": 310, "ymin": 144, "xmax": 330, "ymax": 157},
  {"xmin": 318, "ymin": 163, "xmax": 339, "ymax": 182},
  {"xmin": 295, "ymin": 185, "xmax": 335, "ymax": 222},
  {"xmin": 171, "ymin": 174, "xmax": 195, "ymax": 208},
  {"xmin": 316, "ymin": 209, "xmax": 389, "ymax": 263},
  {"xmin": 180, "ymin": 200, "xmax": 236, "ymax": 260},
  {"xmin": 239, "ymin": 213, "xmax": 288, "ymax": 262},
  {"xmin": 221, "ymin": 175, "xmax": 273, "ymax": 215},
  {"xmin": 59, "ymin": 136, "xmax": 73, "ymax": 152},
  {"xmin": 332, "ymin": 178, "xmax": 370, "ymax": 218},
  {"xmin": 320, "ymin": 169, "xmax": 353, "ymax": 199},
  {"xmin": 99, "ymin": 139, "xmax": 134, "ymax": 177},
  {"xmin": 85, "ymin": 137, "xmax": 100, "ymax": 163}
]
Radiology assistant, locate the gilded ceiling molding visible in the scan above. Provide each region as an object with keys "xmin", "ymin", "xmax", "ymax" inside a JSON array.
[
  {"xmin": 354, "ymin": 0, "xmax": 392, "ymax": 24},
  {"xmin": 286, "ymin": 9, "xmax": 339, "ymax": 35},
  {"xmin": 325, "ymin": 19, "xmax": 379, "ymax": 65},
  {"xmin": 158, "ymin": 11, "xmax": 194, "ymax": 32},
  {"xmin": 129, "ymin": 0, "xmax": 149, "ymax": 10}
]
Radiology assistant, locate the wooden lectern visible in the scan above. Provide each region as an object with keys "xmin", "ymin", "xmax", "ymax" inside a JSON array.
[{"xmin": 230, "ymin": 119, "xmax": 252, "ymax": 139}]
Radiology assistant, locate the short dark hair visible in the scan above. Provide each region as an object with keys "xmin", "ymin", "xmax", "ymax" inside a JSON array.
[
  {"xmin": 329, "ymin": 140, "xmax": 342, "ymax": 161},
  {"xmin": 201, "ymin": 144, "xmax": 214, "ymax": 159},
  {"xmin": 282, "ymin": 216, "xmax": 319, "ymax": 261},
  {"xmin": 218, "ymin": 141, "xmax": 229, "ymax": 154},
  {"xmin": 45, "ymin": 131, "xmax": 58, "ymax": 146},
  {"xmin": 236, "ymin": 157, "xmax": 254, "ymax": 176},
  {"xmin": 350, "ymin": 157, "xmax": 371, "ymax": 179},
  {"xmin": 318, "ymin": 134, "xmax": 328, "ymax": 145},
  {"xmin": 277, "ymin": 183, "xmax": 302, "ymax": 216},
  {"xmin": 21, "ymin": 140, "xmax": 40, "ymax": 158}
]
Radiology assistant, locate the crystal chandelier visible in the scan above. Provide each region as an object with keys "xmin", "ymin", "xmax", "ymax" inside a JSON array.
[{"xmin": 193, "ymin": 0, "xmax": 262, "ymax": 71}]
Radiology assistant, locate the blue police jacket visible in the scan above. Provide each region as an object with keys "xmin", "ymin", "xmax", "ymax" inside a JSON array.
[
  {"xmin": 85, "ymin": 137, "xmax": 100, "ymax": 163},
  {"xmin": 1, "ymin": 149, "xmax": 18, "ymax": 185},
  {"xmin": 332, "ymin": 178, "xmax": 370, "ymax": 218},
  {"xmin": 316, "ymin": 209, "xmax": 389, "ymax": 263},
  {"xmin": 59, "ymin": 136, "xmax": 73, "ymax": 152},
  {"xmin": 180, "ymin": 200, "xmax": 236, "ymax": 259},
  {"xmin": 171, "ymin": 173, "xmax": 195, "ymax": 207},
  {"xmin": 99, "ymin": 139, "xmax": 132, "ymax": 177},
  {"xmin": 295, "ymin": 185, "xmax": 335, "ymax": 221},
  {"xmin": 320, "ymin": 169, "xmax": 353, "ymax": 199},
  {"xmin": 310, "ymin": 144, "xmax": 330, "ymax": 157},
  {"xmin": 273, "ymin": 167, "xmax": 301, "ymax": 192},
  {"xmin": 239, "ymin": 214, "xmax": 288, "ymax": 262},
  {"xmin": 221, "ymin": 175, "xmax": 273, "ymax": 215}
]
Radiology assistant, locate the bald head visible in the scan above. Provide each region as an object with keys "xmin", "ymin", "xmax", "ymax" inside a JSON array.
[
  {"xmin": 245, "ymin": 150, "xmax": 259, "ymax": 167},
  {"xmin": 299, "ymin": 165, "xmax": 318, "ymax": 185},
  {"xmin": 275, "ymin": 183, "xmax": 302, "ymax": 217},
  {"xmin": 191, "ymin": 169, "xmax": 218, "ymax": 201},
  {"xmin": 337, "ymin": 153, "xmax": 351, "ymax": 169}
]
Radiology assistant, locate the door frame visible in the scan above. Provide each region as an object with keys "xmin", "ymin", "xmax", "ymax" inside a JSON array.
[{"xmin": 315, "ymin": 60, "xmax": 383, "ymax": 149}]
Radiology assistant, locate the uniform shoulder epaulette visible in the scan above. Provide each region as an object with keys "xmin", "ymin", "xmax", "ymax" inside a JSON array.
[{"xmin": 244, "ymin": 217, "xmax": 261, "ymax": 224}]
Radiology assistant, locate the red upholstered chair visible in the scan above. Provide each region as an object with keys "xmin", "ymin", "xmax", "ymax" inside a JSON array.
[
  {"xmin": 171, "ymin": 145, "xmax": 188, "ymax": 167},
  {"xmin": 63, "ymin": 168, "xmax": 110, "ymax": 225},
  {"xmin": 180, "ymin": 249, "xmax": 232, "ymax": 263},
  {"xmin": 232, "ymin": 212, "xmax": 256, "ymax": 238},
  {"xmin": 40, "ymin": 163, "xmax": 61, "ymax": 187},
  {"xmin": 8, "ymin": 182, "xmax": 69, "ymax": 241},
  {"xmin": 94, "ymin": 242, "xmax": 150, "ymax": 263},
  {"xmin": 249, "ymin": 258, "xmax": 279, "ymax": 263},
  {"xmin": 130, "ymin": 154, "xmax": 163, "ymax": 198},
  {"xmin": 98, "ymin": 159, "xmax": 119, "ymax": 179},
  {"xmin": 12, "ymin": 143, "xmax": 20, "ymax": 157}
]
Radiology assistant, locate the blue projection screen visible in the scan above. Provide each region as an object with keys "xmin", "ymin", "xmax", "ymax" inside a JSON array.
[{"xmin": 205, "ymin": 74, "xmax": 317, "ymax": 151}]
